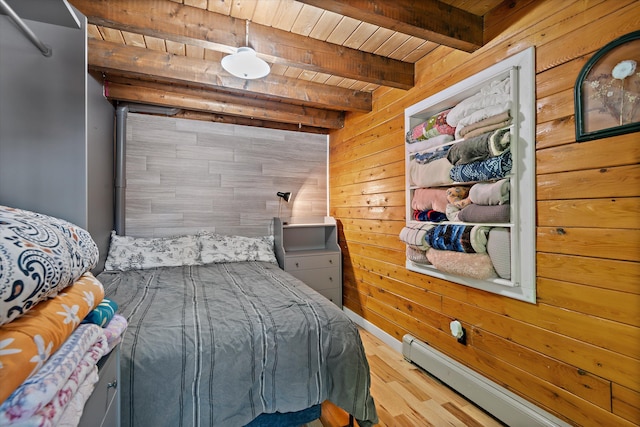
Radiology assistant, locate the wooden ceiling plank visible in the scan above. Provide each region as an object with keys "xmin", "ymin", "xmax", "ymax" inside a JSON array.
[
  {"xmin": 99, "ymin": 26, "xmax": 125, "ymax": 44},
  {"xmin": 291, "ymin": 4, "xmax": 325, "ymax": 36},
  {"xmin": 166, "ymin": 40, "xmax": 186, "ymax": 56},
  {"xmin": 144, "ymin": 35, "xmax": 168, "ymax": 52},
  {"xmin": 206, "ymin": 0, "xmax": 231, "ymax": 15},
  {"xmin": 325, "ymin": 15, "xmax": 362, "ymax": 45},
  {"xmin": 296, "ymin": 0, "xmax": 484, "ymax": 52},
  {"xmin": 87, "ymin": 24, "xmax": 103, "ymax": 40},
  {"xmin": 104, "ymin": 80, "xmax": 344, "ymax": 129},
  {"xmin": 389, "ymin": 36, "xmax": 430, "ymax": 61},
  {"xmin": 71, "ymin": 0, "xmax": 414, "ymax": 90},
  {"xmin": 249, "ymin": 0, "xmax": 278, "ymax": 26},
  {"xmin": 122, "ymin": 31, "xmax": 146, "ymax": 48},
  {"xmin": 308, "ymin": 10, "xmax": 343, "ymax": 41},
  {"xmin": 88, "ymin": 39, "xmax": 372, "ymax": 112},
  {"xmin": 229, "ymin": 0, "xmax": 257, "ymax": 21},
  {"xmin": 272, "ymin": 0, "xmax": 304, "ymax": 31}
]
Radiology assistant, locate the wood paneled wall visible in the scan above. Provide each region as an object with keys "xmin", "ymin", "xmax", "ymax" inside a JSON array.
[
  {"xmin": 125, "ymin": 113, "xmax": 328, "ymax": 237},
  {"xmin": 329, "ymin": 1, "xmax": 640, "ymax": 426}
]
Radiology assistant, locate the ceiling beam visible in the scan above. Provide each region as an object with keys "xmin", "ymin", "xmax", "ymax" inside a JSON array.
[
  {"xmin": 103, "ymin": 78, "xmax": 345, "ymax": 129},
  {"xmin": 70, "ymin": 0, "xmax": 414, "ymax": 89},
  {"xmin": 297, "ymin": 0, "xmax": 484, "ymax": 52},
  {"xmin": 88, "ymin": 39, "xmax": 372, "ymax": 112},
  {"xmin": 173, "ymin": 110, "xmax": 330, "ymax": 135}
]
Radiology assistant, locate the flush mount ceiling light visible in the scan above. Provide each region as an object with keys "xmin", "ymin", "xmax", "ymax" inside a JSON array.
[{"xmin": 221, "ymin": 21, "xmax": 270, "ymax": 80}]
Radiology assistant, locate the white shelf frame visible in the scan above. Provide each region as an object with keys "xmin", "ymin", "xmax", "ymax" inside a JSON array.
[{"xmin": 404, "ymin": 47, "xmax": 536, "ymax": 304}]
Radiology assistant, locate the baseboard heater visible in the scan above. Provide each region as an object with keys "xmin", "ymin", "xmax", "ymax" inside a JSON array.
[{"xmin": 402, "ymin": 335, "xmax": 571, "ymax": 427}]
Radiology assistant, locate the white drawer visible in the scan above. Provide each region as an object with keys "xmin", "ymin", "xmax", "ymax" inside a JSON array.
[
  {"xmin": 285, "ymin": 253, "xmax": 340, "ymax": 271},
  {"xmin": 288, "ymin": 267, "xmax": 340, "ymax": 291},
  {"xmin": 316, "ymin": 287, "xmax": 343, "ymax": 307}
]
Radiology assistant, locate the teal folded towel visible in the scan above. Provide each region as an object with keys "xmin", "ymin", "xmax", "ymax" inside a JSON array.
[{"xmin": 82, "ymin": 298, "xmax": 118, "ymax": 327}]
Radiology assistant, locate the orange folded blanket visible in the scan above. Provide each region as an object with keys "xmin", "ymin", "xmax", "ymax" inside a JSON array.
[{"xmin": 0, "ymin": 272, "xmax": 104, "ymax": 404}]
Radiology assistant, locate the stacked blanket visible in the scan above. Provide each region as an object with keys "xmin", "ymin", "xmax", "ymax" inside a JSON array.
[
  {"xmin": 404, "ymin": 77, "xmax": 518, "ymax": 281},
  {"xmin": 0, "ymin": 205, "xmax": 127, "ymax": 426},
  {"xmin": 446, "ymin": 76, "xmax": 512, "ymax": 139}
]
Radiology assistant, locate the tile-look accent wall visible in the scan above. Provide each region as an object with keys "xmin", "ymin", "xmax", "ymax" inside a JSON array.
[{"xmin": 125, "ymin": 113, "xmax": 328, "ymax": 237}]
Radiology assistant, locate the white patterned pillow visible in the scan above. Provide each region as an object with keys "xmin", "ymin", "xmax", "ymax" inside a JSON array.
[
  {"xmin": 104, "ymin": 232, "xmax": 200, "ymax": 271},
  {"xmin": 198, "ymin": 232, "xmax": 277, "ymax": 265},
  {"xmin": 0, "ymin": 205, "xmax": 99, "ymax": 325}
]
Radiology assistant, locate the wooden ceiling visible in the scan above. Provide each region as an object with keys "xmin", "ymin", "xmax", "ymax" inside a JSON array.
[{"xmin": 69, "ymin": 0, "xmax": 505, "ymax": 133}]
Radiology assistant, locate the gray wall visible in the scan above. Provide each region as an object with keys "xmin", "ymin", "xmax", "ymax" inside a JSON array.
[
  {"xmin": 125, "ymin": 113, "xmax": 328, "ymax": 238},
  {"xmin": 87, "ymin": 74, "xmax": 115, "ymax": 271},
  {"xmin": 0, "ymin": 11, "xmax": 87, "ymax": 224},
  {"xmin": 0, "ymin": 9, "xmax": 114, "ymax": 269}
]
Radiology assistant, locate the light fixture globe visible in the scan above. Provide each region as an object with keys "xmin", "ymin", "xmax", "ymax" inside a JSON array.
[{"xmin": 221, "ymin": 47, "xmax": 270, "ymax": 79}]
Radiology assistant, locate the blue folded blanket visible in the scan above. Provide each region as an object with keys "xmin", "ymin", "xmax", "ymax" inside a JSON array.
[
  {"xmin": 450, "ymin": 150, "xmax": 512, "ymax": 183},
  {"xmin": 425, "ymin": 224, "xmax": 490, "ymax": 253}
]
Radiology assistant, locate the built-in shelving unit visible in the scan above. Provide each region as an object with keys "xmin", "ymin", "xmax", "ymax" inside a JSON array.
[{"xmin": 403, "ymin": 47, "xmax": 536, "ymax": 303}]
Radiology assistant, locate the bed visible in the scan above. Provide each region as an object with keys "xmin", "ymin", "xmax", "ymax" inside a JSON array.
[{"xmin": 96, "ymin": 230, "xmax": 378, "ymax": 427}]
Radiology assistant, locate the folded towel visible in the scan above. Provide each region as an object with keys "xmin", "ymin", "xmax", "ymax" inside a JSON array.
[
  {"xmin": 411, "ymin": 188, "xmax": 449, "ymax": 213},
  {"xmin": 103, "ymin": 313, "xmax": 128, "ymax": 352},
  {"xmin": 455, "ymin": 102, "xmax": 512, "ymax": 139},
  {"xmin": 446, "ymin": 186, "xmax": 472, "ymax": 209},
  {"xmin": 446, "ymin": 204, "xmax": 461, "ymax": 222},
  {"xmin": 447, "ymin": 128, "xmax": 511, "ymax": 166},
  {"xmin": 406, "ymin": 109, "xmax": 456, "ymax": 143},
  {"xmin": 410, "ymin": 157, "xmax": 454, "ymax": 187},
  {"xmin": 56, "ymin": 367, "xmax": 100, "ymax": 427},
  {"xmin": 446, "ymin": 77, "xmax": 511, "ymax": 127},
  {"xmin": 458, "ymin": 111, "xmax": 511, "ymax": 138},
  {"xmin": 426, "ymin": 248, "xmax": 497, "ymax": 280},
  {"xmin": 413, "ymin": 209, "xmax": 447, "ymax": 222},
  {"xmin": 458, "ymin": 204, "xmax": 510, "ymax": 223},
  {"xmin": 469, "ymin": 178, "xmax": 510, "ymax": 205},
  {"xmin": 450, "ymin": 150, "xmax": 512, "ymax": 183},
  {"xmin": 406, "ymin": 246, "xmax": 430, "ymax": 264},
  {"xmin": 487, "ymin": 228, "xmax": 511, "ymax": 280},
  {"xmin": 399, "ymin": 224, "xmax": 434, "ymax": 251},
  {"xmin": 82, "ymin": 298, "xmax": 118, "ymax": 327},
  {"xmin": 406, "ymin": 134, "xmax": 454, "ymax": 153},
  {"xmin": 413, "ymin": 145, "xmax": 451, "ymax": 164}
]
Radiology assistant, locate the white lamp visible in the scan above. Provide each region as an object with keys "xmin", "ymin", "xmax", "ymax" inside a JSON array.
[{"xmin": 222, "ymin": 21, "xmax": 270, "ymax": 80}]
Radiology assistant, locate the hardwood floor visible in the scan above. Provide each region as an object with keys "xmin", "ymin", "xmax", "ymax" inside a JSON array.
[{"xmin": 317, "ymin": 328, "xmax": 505, "ymax": 427}]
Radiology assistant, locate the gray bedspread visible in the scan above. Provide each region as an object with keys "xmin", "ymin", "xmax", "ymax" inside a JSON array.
[{"xmin": 98, "ymin": 261, "xmax": 377, "ymax": 427}]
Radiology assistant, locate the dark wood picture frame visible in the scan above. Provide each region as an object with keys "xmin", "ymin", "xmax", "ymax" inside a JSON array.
[{"xmin": 575, "ymin": 31, "xmax": 640, "ymax": 142}]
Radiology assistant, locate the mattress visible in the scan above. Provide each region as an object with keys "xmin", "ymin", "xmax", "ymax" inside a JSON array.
[{"xmin": 97, "ymin": 261, "xmax": 378, "ymax": 427}]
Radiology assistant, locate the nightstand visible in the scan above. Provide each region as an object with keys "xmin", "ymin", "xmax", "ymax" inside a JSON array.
[{"xmin": 274, "ymin": 217, "xmax": 342, "ymax": 308}]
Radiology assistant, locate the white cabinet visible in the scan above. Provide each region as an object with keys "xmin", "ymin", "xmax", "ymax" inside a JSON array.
[
  {"xmin": 274, "ymin": 217, "xmax": 342, "ymax": 308},
  {"xmin": 403, "ymin": 47, "xmax": 536, "ymax": 303}
]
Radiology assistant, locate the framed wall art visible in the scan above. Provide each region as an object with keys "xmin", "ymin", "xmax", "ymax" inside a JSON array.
[{"xmin": 575, "ymin": 31, "xmax": 640, "ymax": 142}]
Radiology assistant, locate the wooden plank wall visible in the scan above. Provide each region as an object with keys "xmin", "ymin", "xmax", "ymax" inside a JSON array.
[
  {"xmin": 125, "ymin": 113, "xmax": 328, "ymax": 237},
  {"xmin": 329, "ymin": 1, "xmax": 640, "ymax": 426}
]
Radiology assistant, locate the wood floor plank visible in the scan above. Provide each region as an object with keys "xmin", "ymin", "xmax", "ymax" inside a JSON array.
[{"xmin": 319, "ymin": 327, "xmax": 505, "ymax": 426}]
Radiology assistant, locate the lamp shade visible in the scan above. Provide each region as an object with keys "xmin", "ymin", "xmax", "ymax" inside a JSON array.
[
  {"xmin": 221, "ymin": 47, "xmax": 270, "ymax": 79},
  {"xmin": 276, "ymin": 191, "xmax": 292, "ymax": 203}
]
